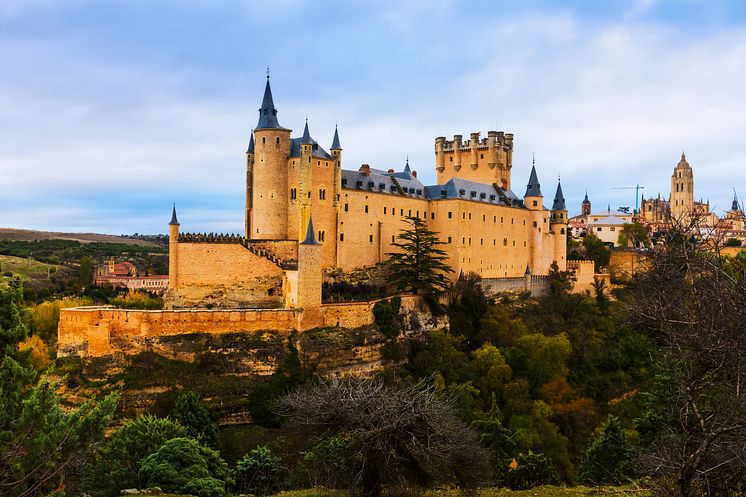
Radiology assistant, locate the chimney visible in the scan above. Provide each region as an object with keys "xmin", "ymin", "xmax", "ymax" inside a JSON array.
[
  {"xmin": 387, "ymin": 168, "xmax": 395, "ymax": 174},
  {"xmin": 360, "ymin": 164, "xmax": 371, "ymax": 176},
  {"xmin": 412, "ymin": 170, "xmax": 417, "ymax": 178}
]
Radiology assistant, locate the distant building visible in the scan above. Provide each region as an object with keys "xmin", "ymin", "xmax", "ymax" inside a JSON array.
[
  {"xmin": 569, "ymin": 192, "xmax": 633, "ymax": 246},
  {"xmin": 95, "ymin": 258, "xmax": 168, "ymax": 293}
]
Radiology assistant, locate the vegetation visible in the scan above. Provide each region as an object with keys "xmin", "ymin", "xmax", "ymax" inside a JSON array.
[
  {"xmin": 386, "ymin": 216, "xmax": 453, "ymax": 297},
  {"xmin": 171, "ymin": 391, "xmax": 219, "ymax": 447},
  {"xmin": 234, "ymin": 445, "xmax": 285, "ymax": 496},
  {"xmin": 618, "ymin": 223, "xmax": 650, "ymax": 248},
  {"xmin": 110, "ymin": 289, "xmax": 164, "ymax": 309},
  {"xmin": 581, "ymin": 233, "xmax": 611, "ymax": 271}
]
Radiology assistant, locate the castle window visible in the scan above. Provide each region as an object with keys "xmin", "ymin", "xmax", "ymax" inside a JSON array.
[
  {"xmin": 532, "ymin": 200, "xmax": 538, "ymax": 207},
  {"xmin": 356, "ymin": 180, "xmax": 363, "ymax": 188},
  {"xmin": 463, "ymin": 212, "xmax": 466, "ymax": 219},
  {"xmin": 561, "ymin": 228, "xmax": 565, "ymax": 234},
  {"xmin": 379, "ymin": 183, "xmax": 385, "ymax": 190},
  {"xmin": 469, "ymin": 213, "xmax": 472, "ymax": 220},
  {"xmin": 469, "ymin": 237, "xmax": 472, "ymax": 245},
  {"xmin": 441, "ymin": 190, "xmax": 447, "ymax": 198},
  {"xmin": 533, "ymin": 221, "xmax": 537, "ymax": 228},
  {"xmin": 416, "ymin": 211, "xmax": 419, "ymax": 217},
  {"xmin": 390, "ymin": 185, "xmax": 397, "ymax": 192},
  {"xmin": 610, "ymin": 227, "xmax": 616, "ymax": 231},
  {"xmin": 448, "ymin": 212, "xmax": 452, "ymax": 219},
  {"xmin": 501, "ymin": 217, "xmax": 503, "ymax": 223},
  {"xmin": 416, "ymin": 189, "xmax": 422, "ymax": 195},
  {"xmin": 344, "ymin": 203, "xmax": 349, "ymax": 212},
  {"xmin": 447, "ymin": 236, "xmax": 452, "ymax": 243},
  {"xmin": 276, "ymin": 137, "xmax": 280, "ymax": 144},
  {"xmin": 450, "ymin": 157, "xmax": 453, "ymax": 162},
  {"xmin": 483, "ymin": 214, "xmax": 486, "ymax": 221},
  {"xmin": 319, "ymin": 189, "xmax": 326, "ymax": 200},
  {"xmin": 318, "ymin": 231, "xmax": 325, "ymax": 242},
  {"xmin": 342, "ymin": 178, "xmax": 347, "ymax": 186},
  {"xmin": 340, "ymin": 233, "xmax": 344, "ymax": 241},
  {"xmin": 462, "ymin": 237, "xmax": 465, "ymax": 244},
  {"xmin": 400, "ymin": 209, "xmax": 404, "ymax": 216},
  {"xmin": 493, "ymin": 239, "xmax": 496, "ymax": 245},
  {"xmin": 384, "ymin": 207, "xmax": 387, "ymax": 214},
  {"xmin": 493, "ymin": 216, "xmax": 496, "ymax": 222},
  {"xmin": 262, "ymin": 137, "xmax": 266, "ymax": 144},
  {"xmin": 408, "ymin": 210, "xmax": 412, "ymax": 216},
  {"xmin": 369, "ymin": 234, "xmax": 373, "ymax": 243},
  {"xmin": 431, "ymin": 212, "xmax": 435, "ymax": 220},
  {"xmin": 365, "ymin": 205, "xmax": 369, "ymax": 213},
  {"xmin": 511, "ymin": 218, "xmax": 514, "ymax": 224},
  {"xmin": 392, "ymin": 235, "xmax": 395, "ymax": 243},
  {"xmin": 471, "ymin": 191, "xmax": 477, "ymax": 198},
  {"xmin": 368, "ymin": 181, "xmax": 375, "ymax": 189},
  {"xmin": 513, "ymin": 240, "xmax": 516, "ymax": 246},
  {"xmin": 490, "ymin": 195, "xmax": 496, "ymax": 201},
  {"xmin": 480, "ymin": 238, "xmax": 483, "ymax": 245},
  {"xmin": 597, "ymin": 227, "xmax": 602, "ymax": 232},
  {"xmin": 480, "ymin": 193, "xmax": 486, "ymax": 199},
  {"xmin": 503, "ymin": 238, "xmax": 507, "ymax": 246},
  {"xmin": 480, "ymin": 153, "xmax": 484, "ymax": 159},
  {"xmin": 459, "ymin": 189, "xmax": 466, "ymax": 196},
  {"xmin": 290, "ymin": 188, "xmax": 297, "ymax": 200}
]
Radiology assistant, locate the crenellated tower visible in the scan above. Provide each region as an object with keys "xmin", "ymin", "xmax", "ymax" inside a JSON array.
[
  {"xmin": 250, "ymin": 75, "xmax": 292, "ymax": 240},
  {"xmin": 435, "ymin": 131, "xmax": 513, "ymax": 188}
]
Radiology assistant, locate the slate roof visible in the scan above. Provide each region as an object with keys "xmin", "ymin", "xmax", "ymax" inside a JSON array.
[
  {"xmin": 525, "ymin": 165, "xmax": 542, "ymax": 197},
  {"xmin": 289, "ymin": 138, "xmax": 334, "ymax": 160},
  {"xmin": 256, "ymin": 78, "xmax": 288, "ymax": 130},
  {"xmin": 552, "ymin": 181, "xmax": 566, "ymax": 211},
  {"xmin": 341, "ymin": 167, "xmax": 427, "ymax": 198},
  {"xmin": 246, "ymin": 131, "xmax": 254, "ymax": 154},
  {"xmin": 331, "ymin": 126, "xmax": 341, "ymax": 150},
  {"xmin": 169, "ymin": 204, "xmax": 179, "ymax": 225},
  {"xmin": 301, "ymin": 216, "xmax": 319, "ymax": 245},
  {"xmin": 588, "ymin": 215, "xmax": 628, "ymax": 226},
  {"xmin": 425, "ymin": 178, "xmax": 521, "ymax": 206}
]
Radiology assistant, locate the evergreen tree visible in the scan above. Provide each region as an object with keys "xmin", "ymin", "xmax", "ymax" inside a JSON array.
[
  {"xmin": 0, "ymin": 279, "xmax": 118, "ymax": 497},
  {"xmin": 582, "ymin": 232, "xmax": 611, "ymax": 271},
  {"xmin": 171, "ymin": 391, "xmax": 218, "ymax": 447},
  {"xmin": 579, "ymin": 415, "xmax": 633, "ymax": 485},
  {"xmin": 548, "ymin": 260, "xmax": 576, "ymax": 295},
  {"xmin": 386, "ymin": 216, "xmax": 453, "ymax": 295}
]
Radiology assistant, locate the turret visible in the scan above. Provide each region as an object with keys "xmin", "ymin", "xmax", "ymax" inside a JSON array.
[
  {"xmin": 331, "ymin": 125, "xmax": 342, "ymax": 204},
  {"xmin": 453, "ymin": 134, "xmax": 462, "ymax": 172},
  {"xmin": 250, "ymin": 74, "xmax": 291, "ymax": 240},
  {"xmin": 469, "ymin": 132, "xmax": 479, "ymax": 171},
  {"xmin": 523, "ymin": 160, "xmax": 543, "ymax": 210},
  {"xmin": 435, "ymin": 136, "xmax": 446, "ymax": 178},
  {"xmin": 298, "ymin": 120, "xmax": 314, "ymax": 239},
  {"xmin": 550, "ymin": 180, "xmax": 568, "ymax": 269},
  {"xmin": 296, "ymin": 216, "xmax": 322, "ymax": 310},
  {"xmin": 245, "ymin": 130, "xmax": 255, "ymax": 238},
  {"xmin": 524, "ymin": 158, "xmax": 544, "ymax": 274},
  {"xmin": 551, "ymin": 180, "xmax": 567, "ymax": 223},
  {"xmin": 168, "ymin": 204, "xmax": 179, "ymax": 289}
]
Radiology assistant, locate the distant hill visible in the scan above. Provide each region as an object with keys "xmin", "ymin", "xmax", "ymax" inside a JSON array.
[{"xmin": 0, "ymin": 228, "xmax": 158, "ymax": 246}]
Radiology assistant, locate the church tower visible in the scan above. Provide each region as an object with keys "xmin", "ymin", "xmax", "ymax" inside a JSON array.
[
  {"xmin": 670, "ymin": 152, "xmax": 694, "ymax": 219},
  {"xmin": 581, "ymin": 191, "xmax": 591, "ymax": 216},
  {"xmin": 250, "ymin": 75, "xmax": 292, "ymax": 240}
]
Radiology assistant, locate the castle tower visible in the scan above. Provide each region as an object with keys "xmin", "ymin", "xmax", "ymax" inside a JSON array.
[
  {"xmin": 168, "ymin": 204, "xmax": 179, "ymax": 289},
  {"xmin": 296, "ymin": 216, "xmax": 322, "ymax": 310},
  {"xmin": 250, "ymin": 75, "xmax": 292, "ymax": 240},
  {"xmin": 244, "ymin": 131, "xmax": 254, "ymax": 238},
  {"xmin": 434, "ymin": 130, "xmax": 513, "ymax": 187},
  {"xmin": 524, "ymin": 159, "xmax": 544, "ymax": 273},
  {"xmin": 581, "ymin": 190, "xmax": 591, "ymax": 216},
  {"xmin": 297, "ymin": 120, "xmax": 314, "ymax": 240},
  {"xmin": 330, "ymin": 126, "xmax": 342, "ymax": 266},
  {"xmin": 550, "ymin": 180, "xmax": 568, "ymax": 268},
  {"xmin": 670, "ymin": 151, "xmax": 694, "ymax": 219}
]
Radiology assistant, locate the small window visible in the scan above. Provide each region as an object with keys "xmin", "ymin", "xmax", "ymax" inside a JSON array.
[
  {"xmin": 503, "ymin": 238, "xmax": 508, "ymax": 246},
  {"xmin": 533, "ymin": 221, "xmax": 537, "ymax": 228},
  {"xmin": 463, "ymin": 212, "xmax": 466, "ymax": 219},
  {"xmin": 483, "ymin": 214, "xmax": 486, "ymax": 221},
  {"xmin": 262, "ymin": 137, "xmax": 266, "ymax": 144},
  {"xmin": 276, "ymin": 137, "xmax": 280, "ymax": 144},
  {"xmin": 447, "ymin": 236, "xmax": 452, "ymax": 243},
  {"xmin": 384, "ymin": 207, "xmax": 387, "ymax": 214},
  {"xmin": 431, "ymin": 212, "xmax": 435, "ymax": 220},
  {"xmin": 365, "ymin": 205, "xmax": 369, "ymax": 213},
  {"xmin": 533, "ymin": 200, "xmax": 538, "ymax": 207},
  {"xmin": 597, "ymin": 227, "xmax": 602, "ymax": 232},
  {"xmin": 469, "ymin": 213, "xmax": 472, "ymax": 220},
  {"xmin": 480, "ymin": 238, "xmax": 483, "ymax": 245},
  {"xmin": 344, "ymin": 203, "xmax": 349, "ymax": 212},
  {"xmin": 610, "ymin": 227, "xmax": 616, "ymax": 231},
  {"xmin": 392, "ymin": 235, "xmax": 395, "ymax": 243},
  {"xmin": 342, "ymin": 178, "xmax": 348, "ymax": 186},
  {"xmin": 369, "ymin": 234, "xmax": 374, "ymax": 243},
  {"xmin": 340, "ymin": 233, "xmax": 344, "ymax": 241},
  {"xmin": 448, "ymin": 211, "xmax": 453, "ymax": 219}
]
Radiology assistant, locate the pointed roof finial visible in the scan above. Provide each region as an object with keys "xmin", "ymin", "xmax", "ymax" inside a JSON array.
[
  {"xmin": 552, "ymin": 179, "xmax": 566, "ymax": 211},
  {"xmin": 169, "ymin": 203, "xmax": 179, "ymax": 226},
  {"xmin": 524, "ymin": 264, "xmax": 531, "ymax": 276},
  {"xmin": 331, "ymin": 124, "xmax": 341, "ymax": 150},
  {"xmin": 525, "ymin": 158, "xmax": 542, "ymax": 197},
  {"xmin": 256, "ymin": 73, "xmax": 284, "ymax": 130},
  {"xmin": 301, "ymin": 119, "xmax": 313, "ymax": 145},
  {"xmin": 404, "ymin": 155, "xmax": 411, "ymax": 173},
  {"xmin": 246, "ymin": 130, "xmax": 255, "ymax": 154},
  {"xmin": 583, "ymin": 189, "xmax": 590, "ymax": 203},
  {"xmin": 301, "ymin": 216, "xmax": 319, "ymax": 245}
]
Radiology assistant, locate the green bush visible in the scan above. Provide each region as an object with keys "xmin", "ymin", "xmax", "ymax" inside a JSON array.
[
  {"xmin": 579, "ymin": 415, "xmax": 634, "ymax": 485},
  {"xmin": 501, "ymin": 451, "xmax": 560, "ymax": 490},
  {"xmin": 170, "ymin": 391, "xmax": 218, "ymax": 447},
  {"xmin": 138, "ymin": 437, "xmax": 230, "ymax": 497},
  {"xmin": 234, "ymin": 445, "xmax": 285, "ymax": 496},
  {"xmin": 84, "ymin": 414, "xmax": 188, "ymax": 497},
  {"xmin": 373, "ymin": 296, "xmax": 402, "ymax": 338}
]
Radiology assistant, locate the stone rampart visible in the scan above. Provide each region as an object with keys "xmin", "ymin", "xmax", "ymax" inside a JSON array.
[{"xmin": 58, "ymin": 295, "xmax": 420, "ymax": 358}]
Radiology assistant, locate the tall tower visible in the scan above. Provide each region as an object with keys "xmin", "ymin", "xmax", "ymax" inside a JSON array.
[
  {"xmin": 330, "ymin": 126, "xmax": 343, "ymax": 266},
  {"xmin": 250, "ymin": 75, "xmax": 292, "ymax": 240},
  {"xmin": 581, "ymin": 191, "xmax": 591, "ymax": 216},
  {"xmin": 168, "ymin": 204, "xmax": 179, "ymax": 289},
  {"xmin": 550, "ymin": 180, "xmax": 568, "ymax": 269},
  {"xmin": 670, "ymin": 152, "xmax": 694, "ymax": 219},
  {"xmin": 297, "ymin": 120, "xmax": 314, "ymax": 240},
  {"xmin": 524, "ymin": 159, "xmax": 544, "ymax": 273}
]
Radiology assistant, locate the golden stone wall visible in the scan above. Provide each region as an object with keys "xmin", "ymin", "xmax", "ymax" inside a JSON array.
[{"xmin": 251, "ymin": 128, "xmax": 291, "ymax": 239}]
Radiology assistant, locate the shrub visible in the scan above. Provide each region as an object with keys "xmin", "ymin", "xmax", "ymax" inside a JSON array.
[
  {"xmin": 234, "ymin": 445, "xmax": 284, "ymax": 496},
  {"xmin": 110, "ymin": 289, "xmax": 163, "ymax": 309},
  {"xmin": 373, "ymin": 296, "xmax": 402, "ymax": 338},
  {"xmin": 17, "ymin": 334, "xmax": 50, "ymax": 371},
  {"xmin": 83, "ymin": 414, "xmax": 188, "ymax": 497},
  {"xmin": 170, "ymin": 391, "xmax": 218, "ymax": 447},
  {"xmin": 501, "ymin": 451, "xmax": 560, "ymax": 490},
  {"xmin": 138, "ymin": 437, "xmax": 230, "ymax": 497},
  {"xmin": 579, "ymin": 414, "xmax": 634, "ymax": 485}
]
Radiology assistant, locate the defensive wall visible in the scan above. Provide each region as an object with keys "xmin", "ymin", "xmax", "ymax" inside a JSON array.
[
  {"xmin": 58, "ymin": 295, "xmax": 419, "ymax": 358},
  {"xmin": 480, "ymin": 260, "xmax": 599, "ymax": 296}
]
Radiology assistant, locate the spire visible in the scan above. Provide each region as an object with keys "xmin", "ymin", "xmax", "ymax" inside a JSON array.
[
  {"xmin": 301, "ymin": 119, "xmax": 313, "ymax": 145},
  {"xmin": 524, "ymin": 264, "xmax": 531, "ymax": 276},
  {"xmin": 583, "ymin": 190, "xmax": 590, "ymax": 203},
  {"xmin": 331, "ymin": 125, "xmax": 341, "ymax": 150},
  {"xmin": 733, "ymin": 190, "xmax": 740, "ymax": 211},
  {"xmin": 525, "ymin": 162, "xmax": 542, "ymax": 197},
  {"xmin": 404, "ymin": 155, "xmax": 411, "ymax": 173},
  {"xmin": 552, "ymin": 180, "xmax": 566, "ymax": 211},
  {"xmin": 301, "ymin": 216, "xmax": 319, "ymax": 245},
  {"xmin": 246, "ymin": 130, "xmax": 254, "ymax": 154},
  {"xmin": 256, "ymin": 75, "xmax": 283, "ymax": 129},
  {"xmin": 169, "ymin": 203, "xmax": 179, "ymax": 226}
]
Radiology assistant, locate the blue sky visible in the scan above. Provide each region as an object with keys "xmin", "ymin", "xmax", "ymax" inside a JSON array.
[{"xmin": 1, "ymin": 0, "xmax": 745, "ymax": 234}]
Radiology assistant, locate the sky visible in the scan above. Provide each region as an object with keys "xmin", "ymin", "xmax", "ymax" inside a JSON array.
[{"xmin": 1, "ymin": 0, "xmax": 745, "ymax": 235}]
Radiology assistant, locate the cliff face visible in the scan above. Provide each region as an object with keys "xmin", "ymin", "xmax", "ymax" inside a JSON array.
[{"xmin": 56, "ymin": 299, "xmax": 446, "ymax": 425}]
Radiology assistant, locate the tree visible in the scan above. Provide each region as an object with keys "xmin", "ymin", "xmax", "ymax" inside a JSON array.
[
  {"xmin": 234, "ymin": 446, "xmax": 284, "ymax": 496},
  {"xmin": 628, "ymin": 217, "xmax": 746, "ymax": 496},
  {"xmin": 138, "ymin": 437, "xmax": 230, "ymax": 497},
  {"xmin": 0, "ymin": 279, "xmax": 118, "ymax": 497},
  {"xmin": 618, "ymin": 222, "xmax": 650, "ymax": 248},
  {"xmin": 279, "ymin": 378, "xmax": 489, "ymax": 497},
  {"xmin": 579, "ymin": 415, "xmax": 633, "ymax": 485},
  {"xmin": 386, "ymin": 216, "xmax": 453, "ymax": 296},
  {"xmin": 79, "ymin": 256, "xmax": 94, "ymax": 285},
  {"xmin": 548, "ymin": 260, "xmax": 577, "ymax": 295},
  {"xmin": 84, "ymin": 414, "xmax": 188, "ymax": 497},
  {"xmin": 171, "ymin": 391, "xmax": 218, "ymax": 447},
  {"xmin": 583, "ymin": 232, "xmax": 611, "ymax": 271}
]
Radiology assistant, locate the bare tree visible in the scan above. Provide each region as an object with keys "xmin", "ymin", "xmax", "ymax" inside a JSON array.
[
  {"xmin": 279, "ymin": 378, "xmax": 489, "ymax": 497},
  {"xmin": 626, "ymin": 213, "xmax": 746, "ymax": 497}
]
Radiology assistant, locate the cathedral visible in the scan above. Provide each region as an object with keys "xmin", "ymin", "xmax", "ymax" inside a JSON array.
[{"xmin": 165, "ymin": 76, "xmax": 569, "ymax": 309}]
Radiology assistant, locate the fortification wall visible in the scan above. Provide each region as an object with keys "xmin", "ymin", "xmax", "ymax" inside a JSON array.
[
  {"xmin": 481, "ymin": 275, "xmax": 549, "ymax": 297},
  {"xmin": 568, "ymin": 259, "xmax": 599, "ymax": 294},
  {"xmin": 58, "ymin": 295, "xmax": 420, "ymax": 358},
  {"xmin": 168, "ymin": 242, "xmax": 285, "ymax": 309},
  {"xmin": 609, "ymin": 250, "xmax": 646, "ymax": 279}
]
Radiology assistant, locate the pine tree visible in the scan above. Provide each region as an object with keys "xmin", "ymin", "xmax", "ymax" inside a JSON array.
[
  {"xmin": 579, "ymin": 415, "xmax": 633, "ymax": 485},
  {"xmin": 386, "ymin": 216, "xmax": 454, "ymax": 295}
]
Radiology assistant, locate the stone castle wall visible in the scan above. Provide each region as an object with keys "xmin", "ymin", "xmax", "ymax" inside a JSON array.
[{"xmin": 58, "ymin": 295, "xmax": 419, "ymax": 358}]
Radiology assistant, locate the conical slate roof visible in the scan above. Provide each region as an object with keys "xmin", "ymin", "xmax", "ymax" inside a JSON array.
[
  {"xmin": 301, "ymin": 119, "xmax": 313, "ymax": 145},
  {"xmin": 331, "ymin": 125, "xmax": 341, "ymax": 150},
  {"xmin": 169, "ymin": 204, "xmax": 179, "ymax": 225},
  {"xmin": 733, "ymin": 192, "xmax": 740, "ymax": 211},
  {"xmin": 525, "ymin": 164, "xmax": 542, "ymax": 197},
  {"xmin": 246, "ymin": 131, "xmax": 254, "ymax": 154},
  {"xmin": 256, "ymin": 77, "xmax": 284, "ymax": 130},
  {"xmin": 301, "ymin": 216, "xmax": 319, "ymax": 245},
  {"xmin": 552, "ymin": 181, "xmax": 566, "ymax": 211},
  {"xmin": 583, "ymin": 190, "xmax": 590, "ymax": 203}
]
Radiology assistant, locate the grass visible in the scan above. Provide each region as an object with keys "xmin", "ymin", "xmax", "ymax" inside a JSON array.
[{"xmin": 0, "ymin": 254, "xmax": 69, "ymax": 286}]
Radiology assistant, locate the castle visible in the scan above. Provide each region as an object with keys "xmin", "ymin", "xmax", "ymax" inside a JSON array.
[{"xmin": 165, "ymin": 76, "xmax": 571, "ymax": 310}]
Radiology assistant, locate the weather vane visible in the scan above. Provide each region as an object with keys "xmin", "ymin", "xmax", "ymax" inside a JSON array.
[{"xmin": 266, "ymin": 66, "xmax": 270, "ymax": 79}]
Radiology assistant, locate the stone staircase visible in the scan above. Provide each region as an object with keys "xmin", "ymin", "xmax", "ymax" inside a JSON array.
[{"xmin": 238, "ymin": 238, "xmax": 298, "ymax": 270}]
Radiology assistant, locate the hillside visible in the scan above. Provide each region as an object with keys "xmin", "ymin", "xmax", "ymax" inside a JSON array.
[
  {"xmin": 0, "ymin": 227, "xmax": 158, "ymax": 246},
  {"xmin": 0, "ymin": 254, "xmax": 74, "ymax": 290}
]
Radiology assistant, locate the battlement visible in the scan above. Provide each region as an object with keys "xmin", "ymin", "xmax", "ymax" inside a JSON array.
[
  {"xmin": 434, "ymin": 131, "xmax": 515, "ymax": 188},
  {"xmin": 178, "ymin": 232, "xmax": 243, "ymax": 243}
]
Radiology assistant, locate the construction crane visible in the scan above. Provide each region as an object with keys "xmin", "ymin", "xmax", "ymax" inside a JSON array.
[{"xmin": 612, "ymin": 185, "xmax": 645, "ymax": 214}]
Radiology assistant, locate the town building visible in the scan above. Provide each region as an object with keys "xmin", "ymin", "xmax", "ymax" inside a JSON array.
[{"xmin": 95, "ymin": 258, "xmax": 169, "ymax": 293}]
